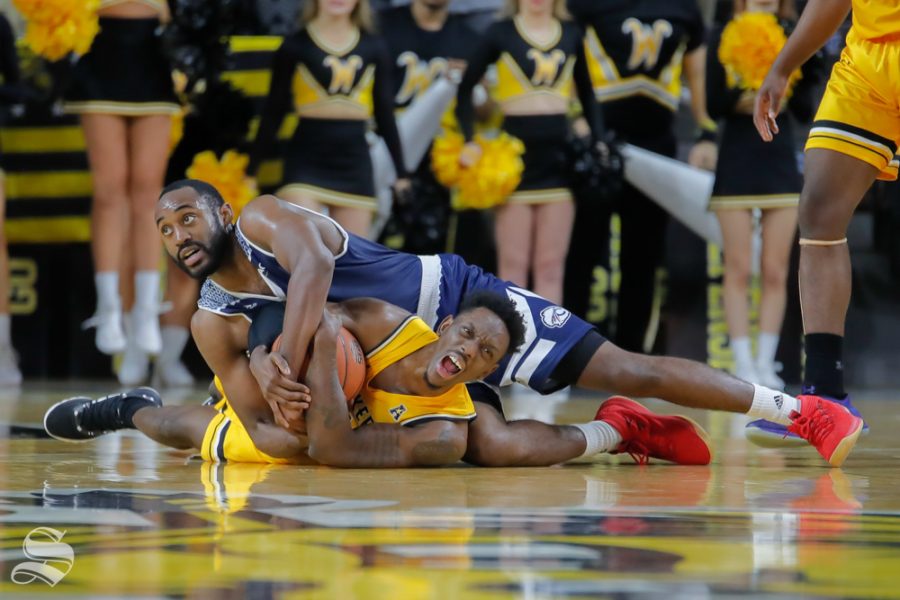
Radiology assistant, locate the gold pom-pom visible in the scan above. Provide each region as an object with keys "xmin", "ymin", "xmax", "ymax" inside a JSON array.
[
  {"xmin": 456, "ymin": 132, "xmax": 525, "ymax": 210},
  {"xmin": 430, "ymin": 130, "xmax": 465, "ymax": 188},
  {"xmin": 13, "ymin": 0, "xmax": 100, "ymax": 61},
  {"xmin": 719, "ymin": 12, "xmax": 801, "ymax": 93},
  {"xmin": 186, "ymin": 150, "xmax": 258, "ymax": 219}
]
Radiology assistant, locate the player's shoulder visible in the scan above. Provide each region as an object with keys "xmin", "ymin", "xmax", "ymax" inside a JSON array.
[{"xmin": 338, "ymin": 298, "xmax": 414, "ymax": 352}]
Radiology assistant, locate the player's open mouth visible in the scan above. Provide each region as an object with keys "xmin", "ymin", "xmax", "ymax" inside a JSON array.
[
  {"xmin": 180, "ymin": 246, "xmax": 203, "ymax": 267},
  {"xmin": 436, "ymin": 353, "xmax": 464, "ymax": 379}
]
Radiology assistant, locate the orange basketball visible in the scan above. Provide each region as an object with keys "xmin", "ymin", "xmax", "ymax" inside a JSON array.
[{"xmin": 272, "ymin": 327, "xmax": 366, "ymax": 404}]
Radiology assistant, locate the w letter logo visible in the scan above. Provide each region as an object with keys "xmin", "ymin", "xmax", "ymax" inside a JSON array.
[{"xmin": 11, "ymin": 527, "xmax": 74, "ymax": 587}]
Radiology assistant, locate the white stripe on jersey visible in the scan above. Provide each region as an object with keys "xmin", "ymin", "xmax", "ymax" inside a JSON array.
[
  {"xmin": 416, "ymin": 255, "xmax": 442, "ymax": 328},
  {"xmin": 513, "ymin": 338, "xmax": 557, "ymax": 386},
  {"xmin": 500, "ymin": 288, "xmax": 538, "ymax": 387}
]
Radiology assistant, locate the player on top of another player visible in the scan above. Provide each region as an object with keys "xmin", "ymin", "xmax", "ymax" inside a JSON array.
[
  {"xmin": 44, "ymin": 292, "xmax": 713, "ymax": 467},
  {"xmin": 153, "ymin": 180, "xmax": 861, "ymax": 467},
  {"xmin": 44, "ymin": 292, "xmax": 521, "ymax": 467}
]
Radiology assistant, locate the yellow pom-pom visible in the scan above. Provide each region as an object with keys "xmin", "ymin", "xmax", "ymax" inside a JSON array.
[
  {"xmin": 719, "ymin": 12, "xmax": 801, "ymax": 93},
  {"xmin": 186, "ymin": 150, "xmax": 258, "ymax": 219},
  {"xmin": 454, "ymin": 132, "xmax": 525, "ymax": 210},
  {"xmin": 13, "ymin": 0, "xmax": 99, "ymax": 60},
  {"xmin": 430, "ymin": 130, "xmax": 465, "ymax": 187}
]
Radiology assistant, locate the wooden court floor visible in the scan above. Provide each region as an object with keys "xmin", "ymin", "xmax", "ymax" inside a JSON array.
[{"xmin": 0, "ymin": 383, "xmax": 899, "ymax": 598}]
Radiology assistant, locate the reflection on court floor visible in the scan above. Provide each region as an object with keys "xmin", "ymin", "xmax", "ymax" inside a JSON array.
[{"xmin": 0, "ymin": 385, "xmax": 898, "ymax": 598}]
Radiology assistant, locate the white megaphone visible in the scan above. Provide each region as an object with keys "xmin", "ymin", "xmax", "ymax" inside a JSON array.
[
  {"xmin": 369, "ymin": 76, "xmax": 459, "ymax": 235},
  {"xmin": 619, "ymin": 143, "xmax": 723, "ymax": 246}
]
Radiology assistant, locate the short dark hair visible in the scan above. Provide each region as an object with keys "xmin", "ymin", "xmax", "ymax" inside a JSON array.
[
  {"xmin": 458, "ymin": 290, "xmax": 526, "ymax": 356},
  {"xmin": 160, "ymin": 179, "xmax": 225, "ymax": 208}
]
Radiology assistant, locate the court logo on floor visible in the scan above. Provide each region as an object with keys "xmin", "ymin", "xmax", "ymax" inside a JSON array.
[{"xmin": 10, "ymin": 527, "xmax": 74, "ymax": 587}]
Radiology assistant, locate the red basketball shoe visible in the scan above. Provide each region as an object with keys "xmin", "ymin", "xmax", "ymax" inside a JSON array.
[
  {"xmin": 788, "ymin": 395, "xmax": 864, "ymax": 467},
  {"xmin": 596, "ymin": 396, "xmax": 712, "ymax": 465}
]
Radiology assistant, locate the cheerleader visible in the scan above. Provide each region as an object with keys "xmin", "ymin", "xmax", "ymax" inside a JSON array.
[
  {"xmin": 65, "ymin": 0, "xmax": 179, "ymax": 360},
  {"xmin": 248, "ymin": 0, "xmax": 409, "ymax": 237},
  {"xmin": 455, "ymin": 0, "xmax": 602, "ymax": 304},
  {"xmin": 707, "ymin": 0, "xmax": 819, "ymax": 388}
]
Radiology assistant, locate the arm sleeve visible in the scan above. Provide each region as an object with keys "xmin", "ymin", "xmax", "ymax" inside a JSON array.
[
  {"xmin": 455, "ymin": 27, "xmax": 501, "ymax": 141},
  {"xmin": 372, "ymin": 38, "xmax": 408, "ymax": 178},
  {"xmin": 247, "ymin": 38, "xmax": 296, "ymax": 177},
  {"xmin": 705, "ymin": 27, "xmax": 742, "ymax": 121},
  {"xmin": 573, "ymin": 32, "xmax": 605, "ymax": 142}
]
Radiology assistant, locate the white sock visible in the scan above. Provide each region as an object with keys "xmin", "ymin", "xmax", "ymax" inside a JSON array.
[
  {"xmin": 159, "ymin": 326, "xmax": 189, "ymax": 366},
  {"xmin": 757, "ymin": 332, "xmax": 780, "ymax": 366},
  {"xmin": 94, "ymin": 271, "xmax": 120, "ymax": 310},
  {"xmin": 134, "ymin": 270, "xmax": 160, "ymax": 310},
  {"xmin": 731, "ymin": 336, "xmax": 754, "ymax": 373},
  {"xmin": 747, "ymin": 383, "xmax": 800, "ymax": 425},
  {"xmin": 0, "ymin": 314, "xmax": 10, "ymax": 346},
  {"xmin": 573, "ymin": 421, "xmax": 623, "ymax": 458}
]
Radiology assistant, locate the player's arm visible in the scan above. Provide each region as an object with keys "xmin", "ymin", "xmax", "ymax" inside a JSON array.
[
  {"xmin": 191, "ymin": 310, "xmax": 310, "ymax": 456},
  {"xmin": 755, "ymin": 0, "xmax": 851, "ymax": 140},
  {"xmin": 240, "ymin": 196, "xmax": 337, "ymax": 385},
  {"xmin": 304, "ymin": 310, "xmax": 468, "ymax": 468},
  {"xmin": 333, "ymin": 297, "xmax": 412, "ymax": 351}
]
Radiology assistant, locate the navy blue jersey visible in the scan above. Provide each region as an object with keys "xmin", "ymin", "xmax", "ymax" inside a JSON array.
[{"xmin": 199, "ymin": 209, "xmax": 595, "ymax": 390}]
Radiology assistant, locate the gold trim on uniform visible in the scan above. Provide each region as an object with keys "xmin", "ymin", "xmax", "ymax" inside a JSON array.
[
  {"xmin": 306, "ymin": 24, "xmax": 361, "ymax": 56},
  {"xmin": 99, "ymin": 0, "xmax": 167, "ymax": 10},
  {"xmin": 513, "ymin": 16, "xmax": 562, "ymax": 51},
  {"xmin": 708, "ymin": 193, "xmax": 800, "ymax": 210},
  {"xmin": 63, "ymin": 101, "xmax": 182, "ymax": 116},
  {"xmin": 507, "ymin": 188, "xmax": 573, "ymax": 204},
  {"xmin": 584, "ymin": 26, "xmax": 685, "ymax": 112},
  {"xmin": 277, "ymin": 183, "xmax": 377, "ymax": 210}
]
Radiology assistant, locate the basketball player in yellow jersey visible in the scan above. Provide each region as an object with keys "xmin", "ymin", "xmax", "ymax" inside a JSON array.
[
  {"xmin": 748, "ymin": 0, "xmax": 895, "ymax": 442},
  {"xmin": 43, "ymin": 292, "xmax": 526, "ymax": 467}
]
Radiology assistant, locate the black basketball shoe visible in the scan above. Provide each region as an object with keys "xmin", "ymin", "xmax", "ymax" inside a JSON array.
[{"xmin": 43, "ymin": 387, "xmax": 162, "ymax": 442}]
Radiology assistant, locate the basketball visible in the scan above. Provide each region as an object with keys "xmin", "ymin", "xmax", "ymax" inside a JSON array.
[{"xmin": 272, "ymin": 328, "xmax": 366, "ymax": 404}]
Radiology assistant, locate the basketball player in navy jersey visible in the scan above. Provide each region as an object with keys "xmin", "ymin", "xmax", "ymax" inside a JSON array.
[
  {"xmin": 44, "ymin": 292, "xmax": 524, "ymax": 467},
  {"xmin": 152, "ymin": 180, "xmax": 864, "ymax": 468}
]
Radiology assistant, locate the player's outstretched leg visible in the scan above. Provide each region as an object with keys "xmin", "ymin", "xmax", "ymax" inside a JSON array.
[{"xmin": 44, "ymin": 387, "xmax": 162, "ymax": 442}]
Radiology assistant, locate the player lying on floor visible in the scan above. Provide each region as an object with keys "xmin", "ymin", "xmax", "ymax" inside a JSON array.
[
  {"xmin": 151, "ymin": 180, "xmax": 862, "ymax": 467},
  {"xmin": 44, "ymin": 292, "xmax": 713, "ymax": 467}
]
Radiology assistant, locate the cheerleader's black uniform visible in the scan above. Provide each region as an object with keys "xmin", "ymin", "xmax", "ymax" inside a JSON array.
[
  {"xmin": 456, "ymin": 17, "xmax": 602, "ymax": 204},
  {"xmin": 63, "ymin": 1, "xmax": 179, "ymax": 116},
  {"xmin": 707, "ymin": 22, "xmax": 819, "ymax": 211},
  {"xmin": 247, "ymin": 26, "xmax": 407, "ymax": 211},
  {"xmin": 568, "ymin": 0, "xmax": 705, "ymax": 353}
]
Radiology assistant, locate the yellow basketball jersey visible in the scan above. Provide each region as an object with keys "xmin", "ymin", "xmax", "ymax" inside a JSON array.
[
  {"xmin": 349, "ymin": 316, "xmax": 477, "ymax": 428},
  {"xmin": 851, "ymin": 0, "xmax": 900, "ymax": 41}
]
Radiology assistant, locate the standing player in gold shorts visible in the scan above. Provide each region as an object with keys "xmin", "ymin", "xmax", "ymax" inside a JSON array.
[{"xmin": 749, "ymin": 0, "xmax": 896, "ymax": 442}]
